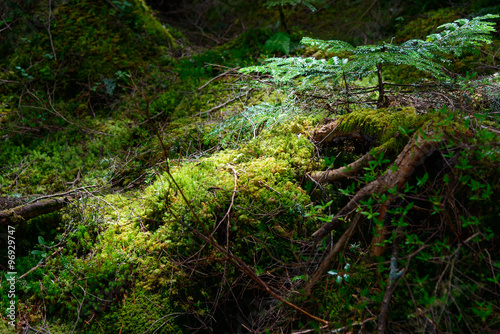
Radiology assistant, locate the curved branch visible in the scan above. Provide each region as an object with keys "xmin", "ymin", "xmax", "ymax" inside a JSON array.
[
  {"xmin": 312, "ymin": 128, "xmax": 444, "ymax": 243},
  {"xmin": 309, "ymin": 151, "xmax": 374, "ymax": 183}
]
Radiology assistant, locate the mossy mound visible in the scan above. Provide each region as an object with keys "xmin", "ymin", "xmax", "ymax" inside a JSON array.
[
  {"xmin": 0, "ymin": 0, "xmax": 177, "ymax": 109},
  {"xmin": 143, "ymin": 116, "xmax": 319, "ymax": 254},
  {"xmin": 5, "ymin": 116, "xmax": 324, "ymax": 332}
]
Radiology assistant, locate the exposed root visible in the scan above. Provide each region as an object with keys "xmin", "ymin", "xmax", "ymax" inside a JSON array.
[
  {"xmin": 309, "ymin": 151, "xmax": 375, "ymax": 183},
  {"xmin": 312, "ymin": 126, "xmax": 445, "ymax": 243},
  {"xmin": 305, "ymin": 212, "xmax": 362, "ymax": 295}
]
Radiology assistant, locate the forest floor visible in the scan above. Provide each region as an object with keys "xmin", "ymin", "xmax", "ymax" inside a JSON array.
[{"xmin": 1, "ymin": 1, "xmax": 499, "ymax": 333}]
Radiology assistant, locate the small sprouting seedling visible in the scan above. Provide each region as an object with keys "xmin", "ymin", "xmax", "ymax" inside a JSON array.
[
  {"xmin": 328, "ymin": 263, "xmax": 351, "ymax": 284},
  {"xmin": 31, "ymin": 236, "xmax": 48, "ymax": 262},
  {"xmin": 304, "ymin": 200, "xmax": 334, "ymax": 222}
]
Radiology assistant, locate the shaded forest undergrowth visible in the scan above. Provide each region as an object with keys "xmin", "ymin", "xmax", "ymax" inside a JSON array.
[{"xmin": 1, "ymin": 1, "xmax": 500, "ymax": 333}]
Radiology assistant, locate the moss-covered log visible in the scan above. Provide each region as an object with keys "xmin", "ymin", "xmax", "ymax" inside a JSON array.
[{"xmin": 0, "ymin": 197, "xmax": 68, "ymax": 225}]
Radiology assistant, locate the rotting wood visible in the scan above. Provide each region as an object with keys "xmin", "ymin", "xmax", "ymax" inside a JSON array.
[
  {"xmin": 312, "ymin": 127, "xmax": 445, "ymax": 243},
  {"xmin": 311, "ymin": 119, "xmax": 366, "ymax": 145},
  {"xmin": 0, "ymin": 197, "xmax": 70, "ymax": 225}
]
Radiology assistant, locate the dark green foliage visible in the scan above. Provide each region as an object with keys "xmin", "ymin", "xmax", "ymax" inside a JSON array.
[
  {"xmin": 264, "ymin": 32, "xmax": 292, "ymax": 54},
  {"xmin": 243, "ymin": 14, "xmax": 499, "ymax": 86}
]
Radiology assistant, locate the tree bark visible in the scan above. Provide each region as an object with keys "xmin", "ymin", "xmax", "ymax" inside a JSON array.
[{"xmin": 0, "ymin": 197, "xmax": 69, "ymax": 225}]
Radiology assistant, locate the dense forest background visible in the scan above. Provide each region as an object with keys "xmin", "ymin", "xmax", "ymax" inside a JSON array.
[{"xmin": 1, "ymin": 0, "xmax": 499, "ymax": 333}]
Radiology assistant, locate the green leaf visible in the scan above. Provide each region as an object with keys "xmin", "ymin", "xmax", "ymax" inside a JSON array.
[{"xmin": 38, "ymin": 236, "xmax": 45, "ymax": 246}]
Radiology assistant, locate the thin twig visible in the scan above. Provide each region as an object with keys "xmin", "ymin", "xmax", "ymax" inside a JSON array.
[
  {"xmin": 194, "ymin": 89, "xmax": 253, "ymax": 116},
  {"xmin": 197, "ymin": 67, "xmax": 241, "ymax": 91},
  {"xmin": 258, "ymin": 180, "xmax": 282, "ymax": 195},
  {"xmin": 24, "ymin": 186, "xmax": 95, "ymax": 205},
  {"xmin": 212, "ymin": 166, "xmax": 239, "ymax": 251},
  {"xmin": 19, "ymin": 247, "xmax": 64, "ymax": 280},
  {"xmin": 292, "ymin": 317, "xmax": 375, "ymax": 333},
  {"xmin": 47, "ymin": 0, "xmax": 57, "ymax": 60}
]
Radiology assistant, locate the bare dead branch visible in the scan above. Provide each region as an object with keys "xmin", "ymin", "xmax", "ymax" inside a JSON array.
[
  {"xmin": 0, "ymin": 197, "xmax": 69, "ymax": 225},
  {"xmin": 305, "ymin": 212, "xmax": 363, "ymax": 295}
]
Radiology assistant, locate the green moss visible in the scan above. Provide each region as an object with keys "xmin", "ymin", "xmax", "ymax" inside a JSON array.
[
  {"xmin": 85, "ymin": 289, "xmax": 182, "ymax": 333},
  {"xmin": 394, "ymin": 8, "xmax": 461, "ymax": 43},
  {"xmin": 336, "ymin": 107, "xmax": 420, "ymax": 151},
  {"xmin": 0, "ymin": 0, "xmax": 177, "ymax": 107},
  {"xmin": 142, "ymin": 117, "xmax": 318, "ymax": 263}
]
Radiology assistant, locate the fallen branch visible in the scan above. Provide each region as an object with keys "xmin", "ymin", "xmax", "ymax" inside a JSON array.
[
  {"xmin": 312, "ymin": 127, "xmax": 444, "ymax": 243},
  {"xmin": 0, "ymin": 197, "xmax": 70, "ymax": 225},
  {"xmin": 23, "ymin": 186, "xmax": 93, "ymax": 205}
]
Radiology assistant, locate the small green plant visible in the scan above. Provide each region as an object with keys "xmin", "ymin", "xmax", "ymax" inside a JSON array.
[
  {"xmin": 264, "ymin": 32, "xmax": 291, "ymax": 54},
  {"xmin": 241, "ymin": 14, "xmax": 499, "ymax": 107},
  {"xmin": 264, "ymin": 0, "xmax": 320, "ymax": 11},
  {"xmin": 328, "ymin": 263, "xmax": 351, "ymax": 284},
  {"xmin": 31, "ymin": 236, "xmax": 48, "ymax": 263}
]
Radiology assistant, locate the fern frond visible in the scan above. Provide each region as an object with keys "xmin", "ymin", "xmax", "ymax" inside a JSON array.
[
  {"xmin": 232, "ymin": 14, "xmax": 498, "ymax": 136},
  {"xmin": 427, "ymin": 14, "xmax": 499, "ymax": 56},
  {"xmin": 205, "ymin": 102, "xmax": 301, "ymax": 146},
  {"xmin": 301, "ymin": 37, "xmax": 355, "ymax": 52},
  {"xmin": 240, "ymin": 56, "xmax": 345, "ymax": 87}
]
